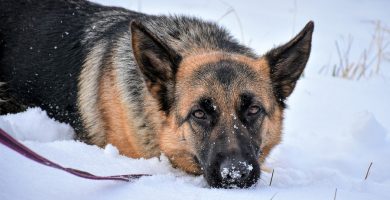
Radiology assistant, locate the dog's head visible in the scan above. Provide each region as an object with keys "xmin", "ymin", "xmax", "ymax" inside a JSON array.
[{"xmin": 131, "ymin": 19, "xmax": 314, "ymax": 188}]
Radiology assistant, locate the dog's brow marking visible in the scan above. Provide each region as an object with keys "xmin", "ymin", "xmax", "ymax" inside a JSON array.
[
  {"xmin": 177, "ymin": 51, "xmax": 270, "ymax": 84},
  {"xmin": 215, "ymin": 65, "xmax": 236, "ymax": 87}
]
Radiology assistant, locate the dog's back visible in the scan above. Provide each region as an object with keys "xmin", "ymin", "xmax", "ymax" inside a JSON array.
[{"xmin": 0, "ymin": 0, "xmax": 140, "ymax": 133}]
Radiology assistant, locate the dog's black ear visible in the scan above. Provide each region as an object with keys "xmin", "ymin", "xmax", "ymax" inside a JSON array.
[
  {"xmin": 131, "ymin": 21, "xmax": 181, "ymax": 112},
  {"xmin": 265, "ymin": 21, "xmax": 314, "ymax": 103}
]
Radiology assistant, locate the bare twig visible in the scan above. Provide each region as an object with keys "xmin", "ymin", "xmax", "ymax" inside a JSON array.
[
  {"xmin": 364, "ymin": 162, "xmax": 373, "ymax": 180},
  {"xmin": 333, "ymin": 188, "xmax": 338, "ymax": 200},
  {"xmin": 217, "ymin": 8, "xmax": 234, "ymax": 22},
  {"xmin": 269, "ymin": 169, "xmax": 275, "ymax": 186},
  {"xmin": 218, "ymin": 1, "xmax": 245, "ymax": 43}
]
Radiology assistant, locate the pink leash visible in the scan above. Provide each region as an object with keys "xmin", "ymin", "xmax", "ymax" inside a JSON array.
[{"xmin": 0, "ymin": 128, "xmax": 149, "ymax": 182}]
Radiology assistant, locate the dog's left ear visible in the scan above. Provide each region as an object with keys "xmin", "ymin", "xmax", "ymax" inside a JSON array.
[
  {"xmin": 265, "ymin": 21, "xmax": 314, "ymax": 103},
  {"xmin": 131, "ymin": 21, "xmax": 181, "ymax": 112}
]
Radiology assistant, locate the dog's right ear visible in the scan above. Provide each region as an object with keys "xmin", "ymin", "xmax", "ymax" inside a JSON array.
[
  {"xmin": 265, "ymin": 21, "xmax": 314, "ymax": 104},
  {"xmin": 131, "ymin": 21, "xmax": 181, "ymax": 112}
]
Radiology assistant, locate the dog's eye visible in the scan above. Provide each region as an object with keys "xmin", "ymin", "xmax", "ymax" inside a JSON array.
[
  {"xmin": 248, "ymin": 106, "xmax": 261, "ymax": 115},
  {"xmin": 193, "ymin": 110, "xmax": 206, "ymax": 119}
]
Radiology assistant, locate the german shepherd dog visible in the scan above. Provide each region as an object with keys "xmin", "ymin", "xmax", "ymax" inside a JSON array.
[{"xmin": 0, "ymin": 0, "xmax": 313, "ymax": 188}]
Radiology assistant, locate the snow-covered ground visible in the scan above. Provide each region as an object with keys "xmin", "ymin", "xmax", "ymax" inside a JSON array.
[{"xmin": 1, "ymin": 0, "xmax": 389, "ymax": 199}]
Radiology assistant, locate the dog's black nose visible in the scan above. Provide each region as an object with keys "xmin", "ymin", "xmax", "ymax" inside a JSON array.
[
  {"xmin": 218, "ymin": 158, "xmax": 255, "ymax": 187},
  {"xmin": 204, "ymin": 151, "xmax": 260, "ymax": 188}
]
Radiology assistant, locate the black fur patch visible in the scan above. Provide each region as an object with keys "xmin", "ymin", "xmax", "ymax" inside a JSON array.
[
  {"xmin": 215, "ymin": 65, "xmax": 236, "ymax": 87},
  {"xmin": 0, "ymin": 0, "xmax": 140, "ymax": 133}
]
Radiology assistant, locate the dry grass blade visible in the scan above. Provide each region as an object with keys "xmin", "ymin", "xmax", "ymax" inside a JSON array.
[
  {"xmin": 270, "ymin": 192, "xmax": 278, "ymax": 200},
  {"xmin": 269, "ymin": 169, "xmax": 275, "ymax": 186},
  {"xmin": 364, "ymin": 162, "xmax": 373, "ymax": 180},
  {"xmin": 320, "ymin": 20, "xmax": 389, "ymax": 80}
]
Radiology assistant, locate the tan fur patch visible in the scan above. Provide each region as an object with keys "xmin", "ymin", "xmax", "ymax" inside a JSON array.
[
  {"xmin": 99, "ymin": 65, "xmax": 144, "ymax": 158},
  {"xmin": 158, "ymin": 116, "xmax": 202, "ymax": 174},
  {"xmin": 259, "ymin": 106, "xmax": 283, "ymax": 163}
]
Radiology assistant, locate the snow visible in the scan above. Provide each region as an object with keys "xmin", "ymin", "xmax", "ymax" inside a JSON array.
[
  {"xmin": 1, "ymin": 0, "xmax": 390, "ymax": 199},
  {"xmin": 103, "ymin": 144, "xmax": 120, "ymax": 157},
  {"xmin": 0, "ymin": 107, "xmax": 74, "ymax": 142}
]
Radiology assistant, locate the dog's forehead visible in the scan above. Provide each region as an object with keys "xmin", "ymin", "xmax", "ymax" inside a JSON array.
[
  {"xmin": 176, "ymin": 52, "xmax": 274, "ymax": 113},
  {"xmin": 177, "ymin": 52, "xmax": 269, "ymax": 83},
  {"xmin": 192, "ymin": 59, "xmax": 257, "ymax": 88}
]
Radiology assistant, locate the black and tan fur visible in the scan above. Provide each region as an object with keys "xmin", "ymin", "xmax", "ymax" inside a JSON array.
[{"xmin": 0, "ymin": 0, "xmax": 314, "ymax": 188}]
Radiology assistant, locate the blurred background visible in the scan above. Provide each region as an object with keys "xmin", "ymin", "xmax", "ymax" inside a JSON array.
[{"xmin": 93, "ymin": 0, "xmax": 390, "ymax": 78}]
